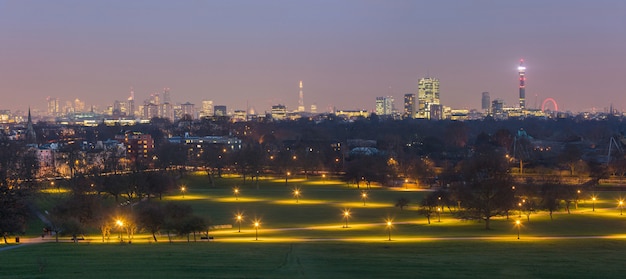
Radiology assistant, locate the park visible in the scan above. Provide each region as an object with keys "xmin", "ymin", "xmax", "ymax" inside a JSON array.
[{"xmin": 1, "ymin": 172, "xmax": 626, "ymax": 278}]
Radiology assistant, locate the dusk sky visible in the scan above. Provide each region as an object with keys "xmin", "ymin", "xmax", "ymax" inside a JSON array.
[{"xmin": 1, "ymin": 0, "xmax": 625, "ymax": 114}]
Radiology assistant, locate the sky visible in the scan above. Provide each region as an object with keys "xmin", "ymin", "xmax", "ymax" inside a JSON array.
[{"xmin": 1, "ymin": 0, "xmax": 625, "ymax": 115}]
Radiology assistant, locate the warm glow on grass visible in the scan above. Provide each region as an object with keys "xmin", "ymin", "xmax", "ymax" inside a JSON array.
[{"xmin": 39, "ymin": 188, "xmax": 70, "ymax": 194}]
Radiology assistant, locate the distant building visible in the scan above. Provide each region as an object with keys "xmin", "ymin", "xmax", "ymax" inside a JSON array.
[
  {"xmin": 481, "ymin": 92, "xmax": 490, "ymax": 113},
  {"xmin": 403, "ymin": 93, "xmax": 416, "ymax": 119},
  {"xmin": 271, "ymin": 104, "xmax": 287, "ymax": 120},
  {"xmin": 143, "ymin": 103, "xmax": 159, "ymax": 119},
  {"xmin": 168, "ymin": 135, "xmax": 242, "ymax": 163},
  {"xmin": 335, "ymin": 109, "xmax": 369, "ymax": 119},
  {"xmin": 492, "ymin": 99, "xmax": 504, "ymax": 114},
  {"xmin": 47, "ymin": 97, "xmax": 59, "ymax": 117},
  {"xmin": 417, "ymin": 77, "xmax": 440, "ymax": 119},
  {"xmin": 200, "ymin": 100, "xmax": 214, "ymax": 118},
  {"xmin": 181, "ymin": 102, "xmax": 195, "ymax": 119},
  {"xmin": 214, "ymin": 105, "xmax": 227, "ymax": 117},
  {"xmin": 375, "ymin": 96, "xmax": 394, "ymax": 116},
  {"xmin": 232, "ymin": 110, "xmax": 247, "ymax": 122},
  {"xmin": 114, "ymin": 131, "xmax": 154, "ymax": 161}
]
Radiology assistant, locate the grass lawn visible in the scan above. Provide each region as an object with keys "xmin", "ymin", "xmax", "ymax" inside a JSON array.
[
  {"xmin": 1, "ymin": 239, "xmax": 626, "ymax": 278},
  {"xmin": 6, "ymin": 173, "xmax": 626, "ymax": 278}
]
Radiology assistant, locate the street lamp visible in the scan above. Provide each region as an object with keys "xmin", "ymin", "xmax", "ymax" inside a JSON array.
[
  {"xmin": 592, "ymin": 197, "xmax": 596, "ymax": 212},
  {"xmin": 235, "ymin": 213, "xmax": 243, "ymax": 233},
  {"xmin": 518, "ymin": 202, "xmax": 522, "ymax": 218},
  {"xmin": 437, "ymin": 207, "xmax": 441, "ymax": 222},
  {"xmin": 285, "ymin": 172, "xmax": 291, "ymax": 184},
  {"xmin": 116, "ymin": 219, "xmax": 124, "ymax": 242},
  {"xmin": 293, "ymin": 188, "xmax": 301, "ymax": 203},
  {"xmin": 180, "ymin": 186, "xmax": 186, "ymax": 198},
  {"xmin": 234, "ymin": 187, "xmax": 240, "ymax": 200},
  {"xmin": 620, "ymin": 200, "xmax": 624, "ymax": 215},
  {"xmin": 322, "ymin": 174, "xmax": 326, "ymax": 184},
  {"xmin": 361, "ymin": 192, "xmax": 368, "ymax": 206},
  {"xmin": 515, "ymin": 220, "xmax": 521, "ymax": 239},
  {"xmin": 254, "ymin": 221, "xmax": 260, "ymax": 241},
  {"xmin": 386, "ymin": 220, "xmax": 393, "ymax": 241},
  {"xmin": 343, "ymin": 209, "xmax": 350, "ymax": 228}
]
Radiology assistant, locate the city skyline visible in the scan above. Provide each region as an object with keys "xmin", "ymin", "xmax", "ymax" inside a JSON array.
[{"xmin": 1, "ymin": 1, "xmax": 625, "ymax": 114}]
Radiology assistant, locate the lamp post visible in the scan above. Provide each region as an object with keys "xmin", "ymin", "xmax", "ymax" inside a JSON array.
[
  {"xmin": 343, "ymin": 210, "xmax": 350, "ymax": 228},
  {"xmin": 515, "ymin": 220, "xmax": 521, "ymax": 239},
  {"xmin": 236, "ymin": 214, "xmax": 243, "ymax": 233},
  {"xmin": 592, "ymin": 197, "xmax": 596, "ymax": 212},
  {"xmin": 254, "ymin": 221, "xmax": 260, "ymax": 241},
  {"xmin": 386, "ymin": 220, "xmax": 392, "ymax": 241},
  {"xmin": 437, "ymin": 207, "xmax": 441, "ymax": 222},
  {"xmin": 361, "ymin": 192, "xmax": 368, "ymax": 206},
  {"xmin": 293, "ymin": 188, "xmax": 301, "ymax": 203},
  {"xmin": 322, "ymin": 174, "xmax": 326, "ymax": 184},
  {"xmin": 234, "ymin": 187, "xmax": 240, "ymax": 201},
  {"xmin": 180, "ymin": 186, "xmax": 186, "ymax": 198},
  {"xmin": 518, "ymin": 202, "xmax": 522, "ymax": 218},
  {"xmin": 116, "ymin": 219, "xmax": 124, "ymax": 242},
  {"xmin": 620, "ymin": 200, "xmax": 624, "ymax": 216},
  {"xmin": 285, "ymin": 172, "xmax": 291, "ymax": 185}
]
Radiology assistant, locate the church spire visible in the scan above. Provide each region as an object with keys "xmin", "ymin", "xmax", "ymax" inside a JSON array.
[{"xmin": 26, "ymin": 107, "xmax": 37, "ymax": 144}]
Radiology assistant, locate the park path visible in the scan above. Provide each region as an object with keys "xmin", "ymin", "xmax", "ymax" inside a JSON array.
[{"xmin": 3, "ymin": 221, "xmax": 626, "ymax": 252}]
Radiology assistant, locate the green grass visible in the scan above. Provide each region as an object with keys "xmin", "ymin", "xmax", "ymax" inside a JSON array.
[
  {"xmin": 6, "ymin": 173, "xmax": 626, "ymax": 278},
  {"xmin": 2, "ymin": 240, "xmax": 626, "ymax": 278}
]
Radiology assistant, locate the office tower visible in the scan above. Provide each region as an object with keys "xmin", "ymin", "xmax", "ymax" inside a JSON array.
[
  {"xmin": 297, "ymin": 81, "xmax": 305, "ymax": 112},
  {"xmin": 492, "ymin": 99, "xmax": 504, "ymax": 114},
  {"xmin": 160, "ymin": 103, "xmax": 174, "ymax": 120},
  {"xmin": 404, "ymin": 93, "xmax": 416, "ymax": 119},
  {"xmin": 200, "ymin": 100, "xmax": 214, "ymax": 118},
  {"xmin": 481, "ymin": 92, "xmax": 490, "ymax": 113},
  {"xmin": 214, "ymin": 105, "xmax": 227, "ymax": 117},
  {"xmin": 518, "ymin": 59, "xmax": 526, "ymax": 109},
  {"xmin": 375, "ymin": 96, "xmax": 394, "ymax": 116},
  {"xmin": 417, "ymin": 77, "xmax": 440, "ymax": 119},
  {"xmin": 271, "ymin": 104, "xmax": 287, "ymax": 120},
  {"xmin": 46, "ymin": 97, "xmax": 59, "ymax": 116},
  {"xmin": 128, "ymin": 88, "xmax": 135, "ymax": 117},
  {"xmin": 181, "ymin": 102, "xmax": 195, "ymax": 119},
  {"xmin": 74, "ymin": 98, "xmax": 85, "ymax": 112},
  {"xmin": 163, "ymin": 88, "xmax": 171, "ymax": 104}
]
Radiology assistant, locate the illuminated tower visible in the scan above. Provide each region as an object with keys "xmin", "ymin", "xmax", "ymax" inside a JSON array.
[
  {"xmin": 297, "ymin": 81, "xmax": 305, "ymax": 112},
  {"xmin": 518, "ymin": 59, "xmax": 526, "ymax": 109},
  {"xmin": 417, "ymin": 77, "xmax": 440, "ymax": 119},
  {"xmin": 403, "ymin": 93, "xmax": 416, "ymax": 119},
  {"xmin": 128, "ymin": 88, "xmax": 135, "ymax": 117}
]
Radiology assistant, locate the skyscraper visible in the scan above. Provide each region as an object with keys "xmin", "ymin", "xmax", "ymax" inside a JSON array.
[
  {"xmin": 403, "ymin": 93, "xmax": 416, "ymax": 119},
  {"xmin": 375, "ymin": 96, "xmax": 394, "ymax": 116},
  {"xmin": 128, "ymin": 88, "xmax": 135, "ymax": 117},
  {"xmin": 518, "ymin": 59, "xmax": 526, "ymax": 109},
  {"xmin": 417, "ymin": 77, "xmax": 440, "ymax": 119},
  {"xmin": 481, "ymin": 92, "xmax": 490, "ymax": 113},
  {"xmin": 297, "ymin": 81, "xmax": 305, "ymax": 112},
  {"xmin": 46, "ymin": 97, "xmax": 59, "ymax": 117},
  {"xmin": 200, "ymin": 100, "xmax": 214, "ymax": 118}
]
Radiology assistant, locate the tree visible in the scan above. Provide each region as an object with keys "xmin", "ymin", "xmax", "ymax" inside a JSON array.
[
  {"xmin": 454, "ymin": 148, "xmax": 514, "ymax": 230},
  {"xmin": 163, "ymin": 202, "xmax": 193, "ymax": 243},
  {"xmin": 418, "ymin": 192, "xmax": 441, "ymax": 224},
  {"xmin": 136, "ymin": 202, "xmax": 165, "ymax": 242},
  {"xmin": 395, "ymin": 197, "xmax": 410, "ymax": 211},
  {"xmin": 0, "ymin": 141, "xmax": 37, "ymax": 241}
]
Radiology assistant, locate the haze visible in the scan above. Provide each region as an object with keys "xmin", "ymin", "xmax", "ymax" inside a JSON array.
[{"xmin": 1, "ymin": 0, "xmax": 625, "ymax": 114}]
